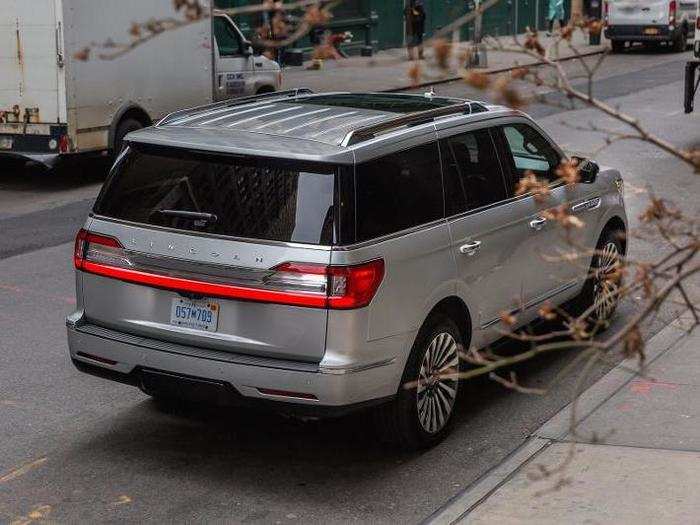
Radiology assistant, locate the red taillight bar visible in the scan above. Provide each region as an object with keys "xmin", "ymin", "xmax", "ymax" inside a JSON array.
[
  {"xmin": 80, "ymin": 260, "xmax": 330, "ymax": 308},
  {"xmin": 74, "ymin": 229, "xmax": 385, "ymax": 309}
]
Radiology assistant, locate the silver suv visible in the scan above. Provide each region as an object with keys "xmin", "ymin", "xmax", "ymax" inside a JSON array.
[{"xmin": 67, "ymin": 90, "xmax": 627, "ymax": 449}]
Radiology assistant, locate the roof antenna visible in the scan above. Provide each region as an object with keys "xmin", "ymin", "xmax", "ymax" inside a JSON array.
[{"xmin": 424, "ymin": 86, "xmax": 436, "ymax": 99}]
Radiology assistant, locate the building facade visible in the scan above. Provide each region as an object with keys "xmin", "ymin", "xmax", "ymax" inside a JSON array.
[{"xmin": 217, "ymin": 0, "xmax": 572, "ymax": 54}]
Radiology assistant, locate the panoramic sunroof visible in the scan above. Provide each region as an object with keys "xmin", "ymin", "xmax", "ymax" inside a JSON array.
[{"xmin": 297, "ymin": 93, "xmax": 465, "ymax": 113}]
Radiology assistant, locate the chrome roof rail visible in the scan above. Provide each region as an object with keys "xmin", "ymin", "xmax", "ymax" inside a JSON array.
[
  {"xmin": 157, "ymin": 88, "xmax": 315, "ymax": 127},
  {"xmin": 340, "ymin": 101, "xmax": 488, "ymax": 147}
]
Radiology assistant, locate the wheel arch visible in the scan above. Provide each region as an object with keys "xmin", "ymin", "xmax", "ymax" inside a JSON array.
[
  {"xmin": 601, "ymin": 215, "xmax": 627, "ymax": 255},
  {"xmin": 422, "ymin": 296, "xmax": 473, "ymax": 349},
  {"xmin": 108, "ymin": 103, "xmax": 153, "ymax": 153}
]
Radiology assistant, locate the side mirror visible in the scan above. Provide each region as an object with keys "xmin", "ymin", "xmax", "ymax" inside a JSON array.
[
  {"xmin": 243, "ymin": 42, "xmax": 254, "ymax": 57},
  {"xmin": 572, "ymin": 156, "xmax": 599, "ymax": 183}
]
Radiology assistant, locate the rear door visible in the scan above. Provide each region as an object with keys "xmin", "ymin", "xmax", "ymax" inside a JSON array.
[
  {"xmin": 0, "ymin": 0, "xmax": 66, "ymax": 125},
  {"xmin": 608, "ymin": 0, "xmax": 670, "ymax": 25},
  {"xmin": 438, "ymin": 125, "xmax": 529, "ymax": 332},
  {"xmin": 82, "ymin": 145, "xmax": 337, "ymax": 363}
]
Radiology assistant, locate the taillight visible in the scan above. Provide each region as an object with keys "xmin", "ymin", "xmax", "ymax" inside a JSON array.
[
  {"xmin": 74, "ymin": 228, "xmax": 128, "ymax": 270},
  {"xmin": 58, "ymin": 134, "xmax": 70, "ymax": 153},
  {"xmin": 696, "ymin": 16, "xmax": 699, "ymax": 30},
  {"xmin": 603, "ymin": 1, "xmax": 609, "ymax": 23},
  {"xmin": 669, "ymin": 0, "xmax": 677, "ymax": 24},
  {"xmin": 74, "ymin": 229, "xmax": 384, "ymax": 309}
]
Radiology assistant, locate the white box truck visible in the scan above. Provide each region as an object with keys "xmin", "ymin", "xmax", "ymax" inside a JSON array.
[{"xmin": 0, "ymin": 0, "xmax": 281, "ymax": 168}]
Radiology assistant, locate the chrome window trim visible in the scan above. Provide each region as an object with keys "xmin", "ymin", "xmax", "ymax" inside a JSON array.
[{"xmin": 89, "ymin": 214, "xmax": 334, "ymax": 251}]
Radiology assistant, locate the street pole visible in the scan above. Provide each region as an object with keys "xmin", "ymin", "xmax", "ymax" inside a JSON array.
[{"xmin": 571, "ymin": 0, "xmax": 584, "ymax": 21}]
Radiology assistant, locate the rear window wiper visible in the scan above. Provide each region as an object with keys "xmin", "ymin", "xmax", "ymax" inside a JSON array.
[{"xmin": 156, "ymin": 209, "xmax": 218, "ymax": 224}]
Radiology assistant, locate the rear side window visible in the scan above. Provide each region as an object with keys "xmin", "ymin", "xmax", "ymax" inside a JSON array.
[
  {"xmin": 355, "ymin": 142, "xmax": 443, "ymax": 242},
  {"xmin": 440, "ymin": 129, "xmax": 508, "ymax": 215},
  {"xmin": 94, "ymin": 146, "xmax": 337, "ymax": 245}
]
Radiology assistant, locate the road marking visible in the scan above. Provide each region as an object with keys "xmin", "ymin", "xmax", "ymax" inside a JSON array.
[{"xmin": 0, "ymin": 457, "xmax": 47, "ymax": 484}]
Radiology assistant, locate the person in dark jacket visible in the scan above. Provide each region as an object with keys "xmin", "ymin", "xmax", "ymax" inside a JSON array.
[{"xmin": 405, "ymin": 0, "xmax": 426, "ymax": 60}]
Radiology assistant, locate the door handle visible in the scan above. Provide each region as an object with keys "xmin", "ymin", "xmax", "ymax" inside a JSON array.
[
  {"xmin": 218, "ymin": 74, "xmax": 224, "ymax": 90},
  {"xmin": 529, "ymin": 217, "xmax": 547, "ymax": 231},
  {"xmin": 459, "ymin": 240, "xmax": 482, "ymax": 256}
]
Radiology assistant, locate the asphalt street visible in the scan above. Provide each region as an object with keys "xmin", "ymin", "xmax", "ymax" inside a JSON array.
[{"xmin": 1, "ymin": 49, "xmax": 699, "ymax": 523}]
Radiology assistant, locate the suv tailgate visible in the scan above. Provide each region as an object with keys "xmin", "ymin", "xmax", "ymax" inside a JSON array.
[{"xmin": 79, "ymin": 145, "xmax": 339, "ymax": 363}]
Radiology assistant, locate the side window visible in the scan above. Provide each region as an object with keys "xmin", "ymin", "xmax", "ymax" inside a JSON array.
[
  {"xmin": 356, "ymin": 142, "xmax": 443, "ymax": 242},
  {"xmin": 214, "ymin": 17, "xmax": 243, "ymax": 57},
  {"xmin": 440, "ymin": 128, "xmax": 508, "ymax": 215},
  {"xmin": 500, "ymin": 123, "xmax": 561, "ymax": 183}
]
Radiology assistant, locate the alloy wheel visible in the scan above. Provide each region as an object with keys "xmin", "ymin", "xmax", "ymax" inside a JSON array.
[
  {"xmin": 417, "ymin": 332, "xmax": 459, "ymax": 434},
  {"xmin": 593, "ymin": 241, "xmax": 621, "ymax": 321}
]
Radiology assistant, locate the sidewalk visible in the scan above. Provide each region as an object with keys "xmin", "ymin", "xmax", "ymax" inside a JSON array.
[
  {"xmin": 427, "ymin": 311, "xmax": 700, "ymax": 524},
  {"xmin": 282, "ymin": 31, "xmax": 608, "ymax": 93}
]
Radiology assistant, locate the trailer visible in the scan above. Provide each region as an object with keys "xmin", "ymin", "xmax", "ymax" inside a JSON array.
[{"xmin": 0, "ymin": 0, "xmax": 281, "ymax": 168}]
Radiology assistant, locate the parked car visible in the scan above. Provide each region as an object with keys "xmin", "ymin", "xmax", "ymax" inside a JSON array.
[
  {"xmin": 684, "ymin": 3, "xmax": 700, "ymax": 112},
  {"xmin": 67, "ymin": 90, "xmax": 628, "ymax": 449},
  {"xmin": 604, "ymin": 0, "xmax": 697, "ymax": 52},
  {"xmin": 0, "ymin": 0, "xmax": 281, "ymax": 169}
]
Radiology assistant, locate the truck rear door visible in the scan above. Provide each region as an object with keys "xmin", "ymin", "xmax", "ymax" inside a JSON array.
[
  {"xmin": 608, "ymin": 0, "xmax": 670, "ymax": 25},
  {"xmin": 0, "ymin": 0, "xmax": 66, "ymax": 125}
]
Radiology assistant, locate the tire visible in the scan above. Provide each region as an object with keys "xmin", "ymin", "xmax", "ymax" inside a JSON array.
[
  {"xmin": 672, "ymin": 30, "xmax": 687, "ymax": 53},
  {"xmin": 374, "ymin": 313, "xmax": 463, "ymax": 450},
  {"xmin": 114, "ymin": 117, "xmax": 143, "ymax": 156},
  {"xmin": 567, "ymin": 229, "xmax": 624, "ymax": 331},
  {"xmin": 611, "ymin": 40, "xmax": 625, "ymax": 53},
  {"xmin": 256, "ymin": 86, "xmax": 276, "ymax": 95}
]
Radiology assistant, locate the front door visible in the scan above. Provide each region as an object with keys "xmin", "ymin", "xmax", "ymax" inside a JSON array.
[
  {"xmin": 494, "ymin": 121, "xmax": 585, "ymax": 308},
  {"xmin": 438, "ymin": 126, "xmax": 532, "ymax": 336},
  {"xmin": 213, "ymin": 15, "xmax": 255, "ymax": 101}
]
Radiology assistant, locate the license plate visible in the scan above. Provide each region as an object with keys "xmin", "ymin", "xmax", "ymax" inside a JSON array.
[
  {"xmin": 0, "ymin": 136, "xmax": 13, "ymax": 150},
  {"xmin": 644, "ymin": 27, "xmax": 659, "ymax": 35},
  {"xmin": 170, "ymin": 298, "xmax": 219, "ymax": 332}
]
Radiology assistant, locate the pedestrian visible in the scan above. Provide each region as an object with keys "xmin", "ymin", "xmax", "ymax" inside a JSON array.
[
  {"xmin": 405, "ymin": 0, "xmax": 426, "ymax": 60},
  {"xmin": 547, "ymin": 0, "xmax": 566, "ymax": 36}
]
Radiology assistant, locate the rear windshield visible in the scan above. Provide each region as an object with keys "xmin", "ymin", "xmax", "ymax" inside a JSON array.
[{"xmin": 94, "ymin": 145, "xmax": 338, "ymax": 245}]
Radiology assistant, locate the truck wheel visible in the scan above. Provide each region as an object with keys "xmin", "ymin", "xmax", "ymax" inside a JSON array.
[
  {"xmin": 114, "ymin": 118, "xmax": 143, "ymax": 156},
  {"xmin": 611, "ymin": 40, "xmax": 625, "ymax": 53},
  {"xmin": 673, "ymin": 30, "xmax": 687, "ymax": 53},
  {"xmin": 374, "ymin": 313, "xmax": 462, "ymax": 450}
]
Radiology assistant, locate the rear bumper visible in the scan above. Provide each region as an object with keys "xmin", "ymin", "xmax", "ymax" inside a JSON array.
[
  {"xmin": 0, "ymin": 123, "xmax": 68, "ymax": 167},
  {"xmin": 605, "ymin": 24, "xmax": 680, "ymax": 41},
  {"xmin": 0, "ymin": 150, "xmax": 60, "ymax": 167},
  {"xmin": 66, "ymin": 314, "xmax": 401, "ymax": 416}
]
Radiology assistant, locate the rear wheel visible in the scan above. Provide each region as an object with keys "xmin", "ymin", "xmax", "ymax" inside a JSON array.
[
  {"xmin": 374, "ymin": 314, "xmax": 462, "ymax": 450},
  {"xmin": 672, "ymin": 29, "xmax": 687, "ymax": 52},
  {"xmin": 611, "ymin": 40, "xmax": 625, "ymax": 53},
  {"xmin": 114, "ymin": 117, "xmax": 144, "ymax": 156}
]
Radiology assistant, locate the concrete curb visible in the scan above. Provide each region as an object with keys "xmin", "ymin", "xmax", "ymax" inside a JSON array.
[{"xmin": 423, "ymin": 313, "xmax": 695, "ymax": 525}]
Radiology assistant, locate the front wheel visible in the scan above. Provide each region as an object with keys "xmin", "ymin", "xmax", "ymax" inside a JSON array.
[
  {"xmin": 374, "ymin": 314, "xmax": 462, "ymax": 450},
  {"xmin": 611, "ymin": 40, "xmax": 625, "ymax": 53},
  {"xmin": 568, "ymin": 229, "xmax": 625, "ymax": 331}
]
